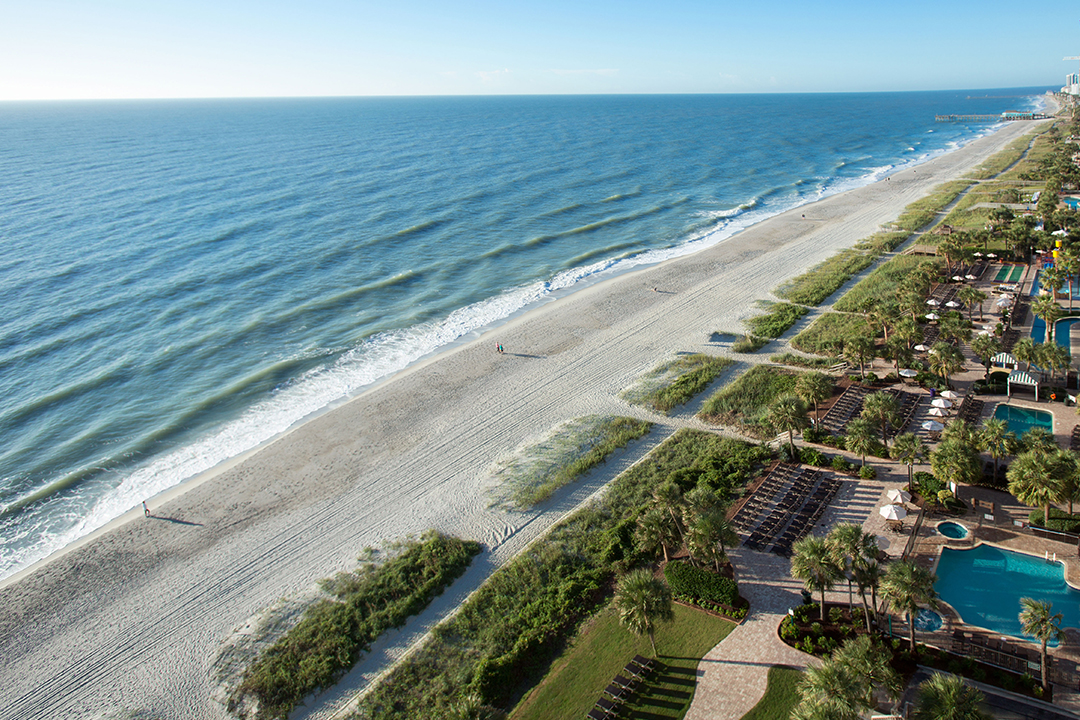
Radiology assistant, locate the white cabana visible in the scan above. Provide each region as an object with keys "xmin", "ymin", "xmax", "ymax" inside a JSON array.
[
  {"xmin": 991, "ymin": 352, "xmax": 1017, "ymax": 369},
  {"xmin": 1007, "ymin": 369, "xmax": 1040, "ymax": 400}
]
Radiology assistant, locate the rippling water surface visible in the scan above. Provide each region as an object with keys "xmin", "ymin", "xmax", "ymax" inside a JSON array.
[{"xmin": 0, "ymin": 89, "xmax": 1050, "ymax": 579}]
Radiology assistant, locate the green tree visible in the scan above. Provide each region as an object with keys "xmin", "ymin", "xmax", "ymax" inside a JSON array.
[
  {"xmin": 911, "ymin": 673, "xmax": 990, "ymax": 720},
  {"xmin": 938, "ymin": 311, "xmax": 971, "ymax": 347},
  {"xmin": 1021, "ymin": 426, "xmax": 1057, "ymax": 454},
  {"xmin": 793, "ymin": 636, "xmax": 900, "ymax": 720},
  {"xmin": 970, "ymin": 334, "xmax": 1001, "ymax": 379},
  {"xmin": 614, "ymin": 568, "xmax": 674, "ymax": 657},
  {"xmin": 957, "ymin": 285, "xmax": 988, "ymax": 321},
  {"xmin": 844, "ymin": 416, "xmax": 878, "ymax": 467},
  {"xmin": 861, "ymin": 391, "xmax": 901, "ymax": 449},
  {"xmin": 884, "ymin": 336, "xmax": 915, "ymax": 378},
  {"xmin": 1019, "ymin": 598, "xmax": 1066, "ymax": 692},
  {"xmin": 977, "ymin": 417, "xmax": 1017, "ymax": 484},
  {"xmin": 768, "ymin": 394, "xmax": 809, "ymax": 457},
  {"xmin": 685, "ymin": 511, "xmax": 733, "ymax": 572},
  {"xmin": 1032, "ymin": 293, "xmax": 1062, "ymax": 344},
  {"xmin": 826, "ymin": 523, "xmax": 876, "ymax": 611},
  {"xmin": 832, "ymin": 635, "xmax": 902, "ymax": 708},
  {"xmin": 652, "ymin": 480, "xmax": 685, "ymax": 542},
  {"xmin": 880, "ymin": 560, "xmax": 939, "ymax": 652},
  {"xmin": 930, "ymin": 436, "xmax": 981, "ymax": 492},
  {"xmin": 853, "ymin": 559, "xmax": 882, "ymax": 633},
  {"xmin": 790, "ymin": 535, "xmax": 843, "ymax": 622},
  {"xmin": 927, "ymin": 342, "xmax": 965, "ymax": 390},
  {"xmin": 1007, "ymin": 449, "xmax": 1063, "ymax": 525},
  {"xmin": 1013, "ymin": 336, "xmax": 1037, "ymax": 372},
  {"xmin": 844, "ymin": 336, "xmax": 875, "ymax": 381},
  {"xmin": 891, "ymin": 432, "xmax": 927, "ymax": 491},
  {"xmin": 634, "ymin": 507, "xmax": 678, "ymax": 563},
  {"xmin": 796, "ymin": 371, "xmax": 833, "ymax": 425}
]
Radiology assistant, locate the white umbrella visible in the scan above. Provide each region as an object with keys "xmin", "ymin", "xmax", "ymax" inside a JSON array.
[
  {"xmin": 922, "ymin": 420, "xmax": 945, "ymax": 432},
  {"xmin": 888, "ymin": 489, "xmax": 912, "ymax": 504},
  {"xmin": 899, "ymin": 368, "xmax": 919, "ymax": 378},
  {"xmin": 880, "ymin": 504, "xmax": 908, "ymax": 521},
  {"xmin": 925, "ymin": 313, "xmax": 940, "ymax": 321},
  {"xmin": 974, "ymin": 251, "xmax": 984, "ymax": 257},
  {"xmin": 931, "ymin": 398, "xmax": 953, "ymax": 409},
  {"xmin": 928, "ymin": 407, "xmax": 948, "ymax": 417},
  {"xmin": 952, "ymin": 275, "xmax": 964, "ymax": 282},
  {"xmin": 940, "ymin": 390, "xmax": 961, "ymax": 399},
  {"xmin": 914, "ymin": 344, "xmax": 929, "ymax": 352},
  {"xmin": 926, "ymin": 299, "xmax": 940, "ymax": 306},
  {"xmin": 987, "ymin": 253, "xmax": 998, "ymax": 258},
  {"xmin": 996, "ymin": 298, "xmax": 1011, "ymax": 307},
  {"xmin": 928, "ymin": 347, "xmax": 939, "ymax": 355},
  {"xmin": 945, "ymin": 301, "xmax": 960, "ymax": 308},
  {"xmin": 978, "ymin": 330, "xmax": 992, "ymax": 336},
  {"xmin": 1053, "ymin": 229, "xmax": 1068, "ymax": 236},
  {"xmin": 966, "ymin": 274, "xmax": 977, "ymax": 280}
]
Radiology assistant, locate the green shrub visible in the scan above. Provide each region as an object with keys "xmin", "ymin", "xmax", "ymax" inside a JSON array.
[
  {"xmin": 1029, "ymin": 508, "xmax": 1080, "ymax": 533},
  {"xmin": 801, "ymin": 448, "xmax": 826, "ymax": 467},
  {"xmin": 831, "ymin": 455, "xmax": 851, "ymax": 472},
  {"xmin": 733, "ymin": 334, "xmax": 770, "ymax": 353},
  {"xmin": 747, "ymin": 302, "xmax": 810, "ymax": 339},
  {"xmin": 791, "ymin": 312, "xmax": 877, "ymax": 355},
  {"xmin": 859, "ymin": 465, "xmax": 877, "ymax": 480},
  {"xmin": 664, "ymin": 560, "xmax": 738, "ymax": 606},
  {"xmin": 776, "ymin": 250, "xmax": 877, "ymax": 306},
  {"xmin": 699, "ymin": 365, "xmax": 798, "ymax": 437},
  {"xmin": 828, "ymin": 606, "xmax": 843, "ymax": 625},
  {"xmin": 769, "ymin": 352, "xmax": 840, "ymax": 369},
  {"xmin": 914, "ymin": 471, "xmax": 944, "ymax": 498}
]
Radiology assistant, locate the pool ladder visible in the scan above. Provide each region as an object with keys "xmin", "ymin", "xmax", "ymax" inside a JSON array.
[{"xmin": 1046, "ymin": 551, "xmax": 1057, "ymax": 563}]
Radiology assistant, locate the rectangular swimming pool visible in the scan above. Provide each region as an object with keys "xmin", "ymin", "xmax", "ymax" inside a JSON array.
[
  {"xmin": 936, "ymin": 544, "xmax": 1080, "ymax": 644},
  {"xmin": 993, "ymin": 404, "xmax": 1053, "ymax": 437}
]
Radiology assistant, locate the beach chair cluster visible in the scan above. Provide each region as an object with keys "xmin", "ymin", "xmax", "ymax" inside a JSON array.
[
  {"xmin": 955, "ymin": 396, "xmax": 984, "ymax": 425},
  {"xmin": 733, "ymin": 463, "xmax": 841, "ymax": 556},
  {"xmin": 819, "ymin": 386, "xmax": 918, "ymax": 437},
  {"xmin": 1071, "ymin": 426, "xmax": 1080, "ymax": 452},
  {"xmin": 587, "ymin": 655, "xmax": 655, "ymax": 719}
]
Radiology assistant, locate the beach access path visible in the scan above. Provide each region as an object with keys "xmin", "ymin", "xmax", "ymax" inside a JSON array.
[{"xmin": 0, "ymin": 119, "xmax": 1046, "ymax": 720}]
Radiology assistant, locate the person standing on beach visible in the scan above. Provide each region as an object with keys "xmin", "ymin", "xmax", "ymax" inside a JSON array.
[{"xmin": 142, "ymin": 501, "xmax": 150, "ymax": 518}]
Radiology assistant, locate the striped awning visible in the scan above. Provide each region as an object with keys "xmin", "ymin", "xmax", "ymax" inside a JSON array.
[
  {"xmin": 1007, "ymin": 370, "xmax": 1039, "ymax": 387},
  {"xmin": 991, "ymin": 352, "xmax": 1017, "ymax": 366}
]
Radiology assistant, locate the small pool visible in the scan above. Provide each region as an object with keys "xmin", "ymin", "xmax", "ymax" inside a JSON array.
[
  {"xmin": 935, "ymin": 544, "xmax": 1080, "ymax": 644},
  {"xmin": 937, "ymin": 521, "xmax": 968, "ymax": 539},
  {"xmin": 914, "ymin": 608, "xmax": 943, "ymax": 632},
  {"xmin": 993, "ymin": 404, "xmax": 1053, "ymax": 437}
]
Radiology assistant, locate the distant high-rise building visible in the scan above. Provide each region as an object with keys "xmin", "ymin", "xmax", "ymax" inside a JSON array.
[{"xmin": 1064, "ymin": 73, "xmax": 1080, "ymax": 96}]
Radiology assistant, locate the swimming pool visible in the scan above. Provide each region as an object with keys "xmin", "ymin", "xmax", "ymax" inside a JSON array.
[
  {"xmin": 936, "ymin": 545, "xmax": 1080, "ymax": 643},
  {"xmin": 994, "ymin": 265, "xmax": 1025, "ymax": 283},
  {"xmin": 937, "ymin": 521, "xmax": 968, "ymax": 539},
  {"xmin": 993, "ymin": 404, "xmax": 1053, "ymax": 437}
]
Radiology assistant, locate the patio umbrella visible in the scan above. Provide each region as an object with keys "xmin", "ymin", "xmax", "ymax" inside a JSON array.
[
  {"xmin": 1053, "ymin": 229, "xmax": 1068, "ymax": 237},
  {"xmin": 888, "ymin": 489, "xmax": 912, "ymax": 504},
  {"xmin": 914, "ymin": 344, "xmax": 929, "ymax": 352},
  {"xmin": 899, "ymin": 368, "xmax": 918, "ymax": 378},
  {"xmin": 952, "ymin": 275, "xmax": 964, "ymax": 282},
  {"xmin": 978, "ymin": 330, "xmax": 992, "ymax": 336},
  {"xmin": 921, "ymin": 420, "xmax": 945, "ymax": 432},
  {"xmin": 940, "ymin": 390, "xmax": 961, "ymax": 400},
  {"xmin": 928, "ymin": 347, "xmax": 939, "ymax": 355},
  {"xmin": 931, "ymin": 398, "xmax": 953, "ymax": 409},
  {"xmin": 879, "ymin": 504, "xmax": 908, "ymax": 521},
  {"xmin": 987, "ymin": 253, "xmax": 998, "ymax": 258},
  {"xmin": 928, "ymin": 407, "xmax": 948, "ymax": 417},
  {"xmin": 965, "ymin": 274, "xmax": 977, "ymax": 280},
  {"xmin": 925, "ymin": 313, "xmax": 940, "ymax": 321},
  {"xmin": 945, "ymin": 301, "xmax": 960, "ymax": 308},
  {"xmin": 926, "ymin": 299, "xmax": 940, "ymax": 306},
  {"xmin": 974, "ymin": 251, "xmax": 984, "ymax": 257}
]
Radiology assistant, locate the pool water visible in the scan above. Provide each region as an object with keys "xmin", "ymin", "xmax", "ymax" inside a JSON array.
[
  {"xmin": 937, "ymin": 521, "xmax": 968, "ymax": 539},
  {"xmin": 914, "ymin": 608, "xmax": 943, "ymax": 632},
  {"xmin": 935, "ymin": 544, "xmax": 1080, "ymax": 644},
  {"xmin": 993, "ymin": 404, "xmax": 1053, "ymax": 437}
]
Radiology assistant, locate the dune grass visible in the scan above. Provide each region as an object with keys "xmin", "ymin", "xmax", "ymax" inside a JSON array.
[
  {"xmin": 493, "ymin": 415, "xmax": 653, "ymax": 508},
  {"xmin": 745, "ymin": 302, "xmax": 810, "ymax": 339},
  {"xmin": 791, "ymin": 313, "xmax": 875, "ymax": 356},
  {"xmin": 893, "ymin": 179, "xmax": 971, "ymax": 231},
  {"xmin": 854, "ymin": 231, "xmax": 910, "ymax": 253},
  {"xmin": 775, "ymin": 249, "xmax": 876, "ymax": 307},
  {"xmin": 832, "ymin": 255, "xmax": 937, "ymax": 312},
  {"xmin": 769, "ymin": 352, "xmax": 840, "ymax": 370},
  {"xmin": 511, "ymin": 604, "xmax": 735, "ymax": 720},
  {"xmin": 739, "ymin": 665, "xmax": 803, "ymax": 720},
  {"xmin": 971, "ymin": 133, "xmax": 1038, "ymax": 179},
  {"xmin": 732, "ymin": 334, "xmax": 770, "ymax": 353},
  {"xmin": 624, "ymin": 354, "xmax": 735, "ymax": 414},
  {"xmin": 699, "ymin": 364, "xmax": 798, "ymax": 437}
]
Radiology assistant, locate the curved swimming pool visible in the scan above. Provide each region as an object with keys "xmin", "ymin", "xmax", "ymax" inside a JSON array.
[
  {"xmin": 935, "ymin": 544, "xmax": 1080, "ymax": 643},
  {"xmin": 937, "ymin": 521, "xmax": 968, "ymax": 539}
]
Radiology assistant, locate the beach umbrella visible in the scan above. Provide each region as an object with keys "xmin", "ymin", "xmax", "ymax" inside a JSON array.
[
  {"xmin": 921, "ymin": 420, "xmax": 945, "ymax": 432},
  {"xmin": 914, "ymin": 344, "xmax": 929, "ymax": 352},
  {"xmin": 974, "ymin": 252, "xmax": 984, "ymax": 257},
  {"xmin": 899, "ymin": 368, "xmax": 918, "ymax": 378},
  {"xmin": 928, "ymin": 347, "xmax": 938, "ymax": 355},
  {"xmin": 945, "ymin": 301, "xmax": 960, "ymax": 308},
  {"xmin": 930, "ymin": 398, "xmax": 953, "ymax": 409},
  {"xmin": 940, "ymin": 390, "xmax": 961, "ymax": 400},
  {"xmin": 879, "ymin": 504, "xmax": 908, "ymax": 521},
  {"xmin": 987, "ymin": 253, "xmax": 998, "ymax": 258},
  {"xmin": 952, "ymin": 275, "xmax": 964, "ymax": 282},
  {"xmin": 965, "ymin": 274, "xmax": 977, "ymax": 280},
  {"xmin": 928, "ymin": 407, "xmax": 948, "ymax": 417},
  {"xmin": 925, "ymin": 313, "xmax": 940, "ymax": 321},
  {"xmin": 926, "ymin": 299, "xmax": 940, "ymax": 306},
  {"xmin": 996, "ymin": 298, "xmax": 1011, "ymax": 307},
  {"xmin": 888, "ymin": 489, "xmax": 912, "ymax": 504},
  {"xmin": 978, "ymin": 330, "xmax": 992, "ymax": 336}
]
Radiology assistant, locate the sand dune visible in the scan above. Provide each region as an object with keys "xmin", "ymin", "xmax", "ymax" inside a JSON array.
[{"xmin": 0, "ymin": 118, "xmax": 1044, "ymax": 720}]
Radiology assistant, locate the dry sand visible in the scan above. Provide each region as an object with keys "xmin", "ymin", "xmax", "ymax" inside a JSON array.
[{"xmin": 0, "ymin": 118, "xmax": 1047, "ymax": 720}]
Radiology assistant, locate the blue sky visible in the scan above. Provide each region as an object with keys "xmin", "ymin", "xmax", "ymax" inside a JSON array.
[{"xmin": 2, "ymin": 0, "xmax": 1076, "ymax": 100}]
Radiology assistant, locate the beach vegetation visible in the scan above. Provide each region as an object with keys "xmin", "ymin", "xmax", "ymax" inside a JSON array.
[
  {"xmin": 614, "ymin": 568, "xmax": 674, "ymax": 656},
  {"xmin": 232, "ymin": 531, "xmax": 482, "ymax": 720},
  {"xmin": 732, "ymin": 334, "xmax": 770, "ymax": 353},
  {"xmin": 770, "ymin": 352, "xmax": 840, "ymax": 369},
  {"xmin": 894, "ymin": 180, "xmax": 971, "ymax": 232},
  {"xmin": 623, "ymin": 354, "xmax": 734, "ymax": 413},
  {"xmin": 972, "ymin": 133, "xmax": 1039, "ymax": 180},
  {"xmin": 740, "ymin": 665, "xmax": 803, "ymax": 720},
  {"xmin": 745, "ymin": 301, "xmax": 810, "ymax": 339},
  {"xmin": 699, "ymin": 364, "xmax": 799, "ymax": 437},
  {"xmin": 492, "ymin": 415, "xmax": 653, "ymax": 508},
  {"xmin": 352, "ymin": 429, "xmax": 766, "ymax": 719},
  {"xmin": 832, "ymin": 256, "xmax": 938, "ymax": 313},
  {"xmin": 791, "ymin": 313, "xmax": 875, "ymax": 356},
  {"xmin": 854, "ymin": 231, "xmax": 910, "ymax": 254},
  {"xmin": 509, "ymin": 603, "xmax": 734, "ymax": 720},
  {"xmin": 776, "ymin": 249, "xmax": 876, "ymax": 306}
]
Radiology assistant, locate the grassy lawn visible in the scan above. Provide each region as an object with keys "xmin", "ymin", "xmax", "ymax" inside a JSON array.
[
  {"xmin": 738, "ymin": 665, "xmax": 803, "ymax": 720},
  {"xmin": 512, "ymin": 604, "xmax": 735, "ymax": 720}
]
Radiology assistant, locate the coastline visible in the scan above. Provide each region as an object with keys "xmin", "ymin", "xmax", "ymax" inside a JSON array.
[{"xmin": 0, "ymin": 117, "xmax": 1049, "ymax": 720}]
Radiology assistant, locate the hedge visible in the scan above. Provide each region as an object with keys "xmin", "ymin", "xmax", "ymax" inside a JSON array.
[{"xmin": 663, "ymin": 560, "xmax": 738, "ymax": 606}]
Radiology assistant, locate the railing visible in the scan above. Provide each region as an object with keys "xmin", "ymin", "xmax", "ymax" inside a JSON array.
[{"xmin": 901, "ymin": 508, "xmax": 925, "ymax": 561}]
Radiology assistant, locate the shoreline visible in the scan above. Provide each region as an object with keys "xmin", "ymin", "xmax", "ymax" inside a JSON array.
[{"xmin": 0, "ymin": 116, "xmax": 1050, "ymax": 720}]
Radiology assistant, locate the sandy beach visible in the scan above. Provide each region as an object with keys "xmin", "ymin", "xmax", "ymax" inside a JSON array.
[{"xmin": 0, "ymin": 118, "xmax": 1047, "ymax": 720}]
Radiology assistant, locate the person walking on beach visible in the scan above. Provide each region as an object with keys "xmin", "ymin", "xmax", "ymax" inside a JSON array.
[{"xmin": 142, "ymin": 501, "xmax": 150, "ymax": 518}]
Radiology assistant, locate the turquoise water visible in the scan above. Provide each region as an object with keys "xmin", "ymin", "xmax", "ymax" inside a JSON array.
[
  {"xmin": 936, "ymin": 544, "xmax": 1080, "ymax": 643},
  {"xmin": 914, "ymin": 608, "xmax": 943, "ymax": 632},
  {"xmin": 937, "ymin": 521, "xmax": 968, "ymax": 539},
  {"xmin": 993, "ymin": 404, "xmax": 1053, "ymax": 436},
  {"xmin": 0, "ymin": 90, "xmax": 1051, "ymax": 580}
]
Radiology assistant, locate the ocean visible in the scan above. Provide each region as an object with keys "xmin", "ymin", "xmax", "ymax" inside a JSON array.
[{"xmin": 0, "ymin": 88, "xmax": 1051, "ymax": 581}]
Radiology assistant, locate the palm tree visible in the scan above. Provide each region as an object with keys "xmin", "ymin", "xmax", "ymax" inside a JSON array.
[
  {"xmin": 853, "ymin": 559, "xmax": 883, "ymax": 633},
  {"xmin": 1013, "ymin": 337, "xmax": 1037, "ymax": 371},
  {"xmin": 844, "ymin": 336, "xmax": 875, "ymax": 381},
  {"xmin": 1019, "ymin": 597, "xmax": 1066, "ymax": 692},
  {"xmin": 880, "ymin": 560, "xmax": 938, "ymax": 652},
  {"xmin": 861, "ymin": 391, "xmax": 901, "ymax": 449},
  {"xmin": 927, "ymin": 342, "xmax": 966, "ymax": 390},
  {"xmin": 894, "ymin": 315, "xmax": 924, "ymax": 349},
  {"xmin": 826, "ymin": 523, "xmax": 876, "ymax": 610},
  {"xmin": 1008, "ymin": 449, "xmax": 1063, "ymax": 525},
  {"xmin": 884, "ymin": 336, "xmax": 915, "ymax": 378},
  {"xmin": 1044, "ymin": 343, "xmax": 1071, "ymax": 385},
  {"xmin": 832, "ymin": 635, "xmax": 902, "ymax": 709},
  {"xmin": 970, "ymin": 334, "xmax": 1001, "ymax": 379},
  {"xmin": 796, "ymin": 371, "xmax": 833, "ymax": 425},
  {"xmin": 652, "ymin": 480, "xmax": 685, "ymax": 542},
  {"xmin": 634, "ymin": 507, "xmax": 678, "ymax": 563},
  {"xmin": 694, "ymin": 506, "xmax": 738, "ymax": 556},
  {"xmin": 1054, "ymin": 449, "xmax": 1080, "ymax": 515},
  {"xmin": 1059, "ymin": 252, "xmax": 1079, "ymax": 311},
  {"xmin": 686, "ymin": 512, "xmax": 733, "ymax": 572},
  {"xmin": 792, "ymin": 658, "xmax": 864, "ymax": 720},
  {"xmin": 957, "ymin": 285, "xmax": 988, "ymax": 321},
  {"xmin": 912, "ymin": 673, "xmax": 991, "ymax": 720},
  {"xmin": 768, "ymin": 394, "xmax": 809, "ymax": 457},
  {"xmin": 790, "ymin": 535, "xmax": 843, "ymax": 622},
  {"xmin": 977, "ymin": 417, "xmax": 1016, "ymax": 484},
  {"xmin": 1032, "ymin": 293, "xmax": 1062, "ymax": 344},
  {"xmin": 1021, "ymin": 426, "xmax": 1057, "ymax": 454},
  {"xmin": 845, "ymin": 416, "xmax": 878, "ymax": 467},
  {"xmin": 938, "ymin": 312, "xmax": 971, "ymax": 348},
  {"xmin": 891, "ymin": 432, "xmax": 927, "ymax": 491},
  {"xmin": 929, "ymin": 437, "xmax": 981, "ymax": 494},
  {"xmin": 614, "ymin": 569, "xmax": 674, "ymax": 657}
]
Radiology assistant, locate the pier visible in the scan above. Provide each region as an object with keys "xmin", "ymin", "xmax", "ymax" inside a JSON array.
[{"xmin": 936, "ymin": 112, "xmax": 1053, "ymax": 122}]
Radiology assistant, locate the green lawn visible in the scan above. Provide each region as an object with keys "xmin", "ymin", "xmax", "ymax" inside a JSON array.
[
  {"xmin": 511, "ymin": 604, "xmax": 735, "ymax": 720},
  {"xmin": 739, "ymin": 665, "xmax": 803, "ymax": 720}
]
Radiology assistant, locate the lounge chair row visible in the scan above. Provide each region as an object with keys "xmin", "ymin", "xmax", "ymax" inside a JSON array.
[{"xmin": 587, "ymin": 655, "xmax": 655, "ymax": 719}]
